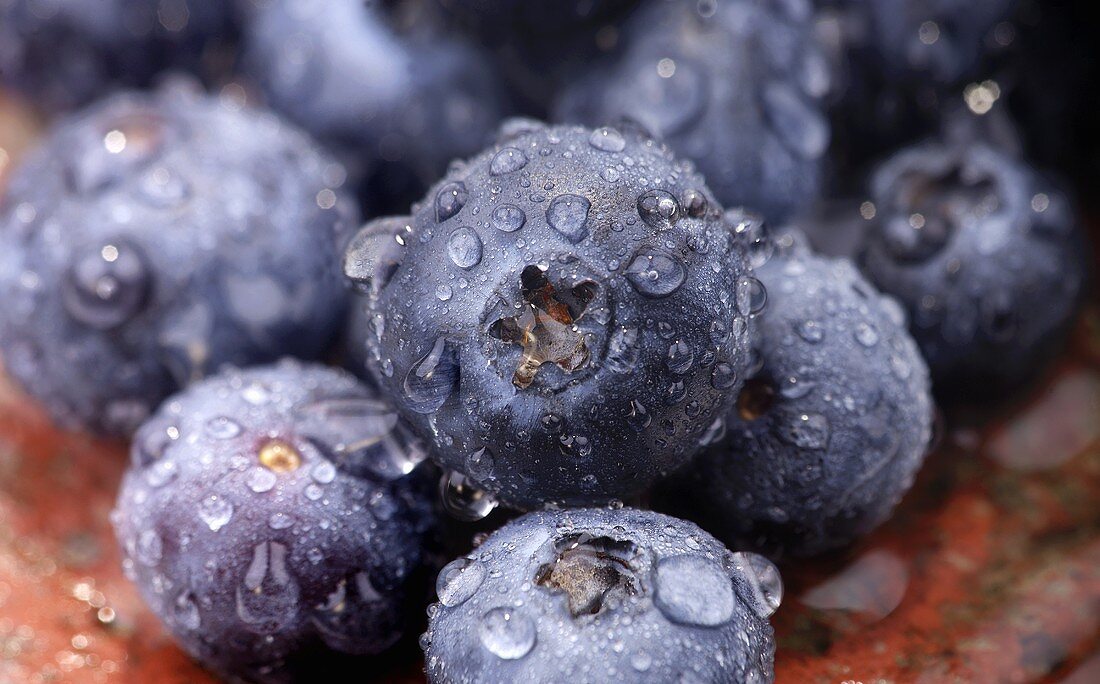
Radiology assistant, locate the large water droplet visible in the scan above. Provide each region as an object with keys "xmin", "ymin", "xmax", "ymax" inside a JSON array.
[
  {"xmin": 637, "ymin": 189, "xmax": 679, "ymax": 227},
  {"xmin": 588, "ymin": 126, "xmax": 627, "ymax": 152},
  {"xmin": 198, "ymin": 494, "xmax": 233, "ymax": 532},
  {"xmin": 731, "ymin": 552, "xmax": 783, "ymax": 618},
  {"xmin": 440, "ymin": 471, "xmax": 497, "ymax": 522},
  {"xmin": 606, "ymin": 327, "xmax": 640, "ymax": 373},
  {"xmin": 246, "ymin": 467, "xmax": 278, "ymax": 493},
  {"xmin": 546, "ymin": 194, "xmax": 590, "ymax": 243},
  {"xmin": 479, "ymin": 607, "xmax": 536, "ymax": 660},
  {"xmin": 62, "ymin": 240, "xmax": 150, "ymax": 329},
  {"xmin": 435, "ymin": 181, "xmax": 468, "ymax": 221},
  {"xmin": 666, "ymin": 340, "xmax": 695, "ymax": 375},
  {"xmin": 436, "ymin": 557, "xmax": 487, "ymax": 607},
  {"xmin": 490, "ymin": 203, "xmax": 526, "ymax": 233},
  {"xmin": 297, "ymin": 397, "xmax": 427, "ymax": 479},
  {"xmin": 490, "ymin": 147, "xmax": 529, "ymax": 175},
  {"xmin": 625, "ymin": 249, "xmax": 686, "ymax": 298},
  {"xmin": 654, "ymin": 555, "xmax": 735, "ymax": 627},
  {"xmin": 236, "ymin": 542, "xmax": 301, "ymax": 632},
  {"xmin": 736, "ymin": 275, "xmax": 767, "ymax": 316},
  {"xmin": 447, "ymin": 227, "xmax": 483, "ymax": 269},
  {"xmin": 627, "ymin": 399, "xmax": 652, "ymax": 432},
  {"xmin": 404, "ymin": 338, "xmax": 460, "ymax": 414},
  {"xmin": 205, "ymin": 416, "xmax": 241, "ymax": 440}
]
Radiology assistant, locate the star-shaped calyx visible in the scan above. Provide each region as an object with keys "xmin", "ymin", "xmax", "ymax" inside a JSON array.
[{"xmin": 489, "ymin": 265, "xmax": 597, "ymax": 389}]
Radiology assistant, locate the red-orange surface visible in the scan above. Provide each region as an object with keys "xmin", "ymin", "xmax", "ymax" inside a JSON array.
[{"xmin": 2, "ymin": 90, "xmax": 1099, "ymax": 684}]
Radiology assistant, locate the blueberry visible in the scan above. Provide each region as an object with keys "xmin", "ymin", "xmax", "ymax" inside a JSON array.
[
  {"xmin": 112, "ymin": 361, "xmax": 437, "ymax": 682},
  {"xmin": 860, "ymin": 140, "xmax": 1087, "ymax": 398},
  {"xmin": 554, "ymin": 0, "xmax": 831, "ymax": 223},
  {"xmin": 344, "ymin": 121, "xmax": 754, "ymax": 510},
  {"xmin": 0, "ymin": 85, "xmax": 358, "ymax": 436},
  {"xmin": 242, "ymin": 0, "xmax": 508, "ymax": 210},
  {"xmin": 423, "ymin": 507, "xmax": 778, "ymax": 683},
  {"xmin": 659, "ymin": 220, "xmax": 933, "ymax": 556},
  {"xmin": 0, "ymin": 0, "xmax": 236, "ymax": 112}
]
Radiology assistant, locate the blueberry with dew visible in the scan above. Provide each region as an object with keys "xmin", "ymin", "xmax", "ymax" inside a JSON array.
[
  {"xmin": 0, "ymin": 86, "xmax": 358, "ymax": 436},
  {"xmin": 423, "ymin": 507, "xmax": 779, "ymax": 683},
  {"xmin": 344, "ymin": 120, "xmax": 756, "ymax": 511},
  {"xmin": 112, "ymin": 361, "xmax": 437, "ymax": 682},
  {"xmin": 555, "ymin": 0, "xmax": 831, "ymax": 223},
  {"xmin": 860, "ymin": 139, "xmax": 1087, "ymax": 399},
  {"xmin": 659, "ymin": 217, "xmax": 933, "ymax": 556}
]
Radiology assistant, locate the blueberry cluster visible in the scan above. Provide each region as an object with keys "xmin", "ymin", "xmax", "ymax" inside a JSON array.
[{"xmin": 0, "ymin": 1, "xmax": 1090, "ymax": 682}]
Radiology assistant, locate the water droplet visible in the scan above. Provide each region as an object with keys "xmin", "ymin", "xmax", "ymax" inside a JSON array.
[
  {"xmin": 606, "ymin": 327, "xmax": 640, "ymax": 373},
  {"xmin": 205, "ymin": 416, "xmax": 241, "ymax": 440},
  {"xmin": 436, "ymin": 284, "xmax": 453, "ymax": 301},
  {"xmin": 490, "ymin": 147, "xmax": 529, "ymax": 175},
  {"xmin": 268, "ymin": 512, "xmax": 294, "ymax": 530},
  {"xmin": 296, "ymin": 397, "xmax": 427, "ymax": 479},
  {"xmin": 637, "ymin": 189, "xmax": 679, "ymax": 226},
  {"xmin": 546, "ymin": 194, "xmax": 590, "ymax": 243},
  {"xmin": 435, "ymin": 181, "xmax": 468, "ymax": 221},
  {"xmin": 588, "ymin": 126, "xmax": 627, "ymax": 152},
  {"xmin": 173, "ymin": 591, "xmax": 201, "ymax": 630},
  {"xmin": 404, "ymin": 338, "xmax": 460, "ymax": 414},
  {"xmin": 464, "ymin": 448, "xmax": 495, "ymax": 481},
  {"xmin": 625, "ymin": 249, "xmax": 686, "ymax": 298},
  {"xmin": 796, "ymin": 320, "xmax": 824, "ymax": 343},
  {"xmin": 198, "ymin": 494, "xmax": 233, "ymax": 531},
  {"xmin": 627, "ymin": 399, "xmax": 652, "ymax": 431},
  {"xmin": 479, "ymin": 607, "xmax": 536, "ymax": 660},
  {"xmin": 440, "ymin": 471, "xmax": 497, "ymax": 522},
  {"xmin": 311, "ymin": 461, "xmax": 336, "ymax": 484},
  {"xmin": 680, "ymin": 188, "xmax": 708, "ymax": 217},
  {"xmin": 236, "ymin": 542, "xmax": 301, "ymax": 632},
  {"xmin": 447, "ymin": 227, "xmax": 483, "ymax": 269},
  {"xmin": 144, "ymin": 460, "xmax": 178, "ymax": 488},
  {"xmin": 490, "ymin": 203, "xmax": 526, "ymax": 232},
  {"xmin": 854, "ymin": 322, "xmax": 880, "ymax": 347},
  {"xmin": 246, "ymin": 467, "xmax": 277, "ymax": 493},
  {"xmin": 654, "ymin": 555, "xmax": 735, "ymax": 627},
  {"xmin": 437, "ymin": 557, "xmax": 487, "ymax": 607},
  {"xmin": 631, "ymin": 651, "xmax": 653, "ymax": 672},
  {"xmin": 711, "ymin": 362, "xmax": 739, "ymax": 390},
  {"xmin": 731, "ymin": 552, "xmax": 783, "ymax": 618},
  {"xmin": 736, "ymin": 276, "xmax": 767, "ymax": 315},
  {"xmin": 62, "ymin": 240, "xmax": 150, "ymax": 329},
  {"xmin": 666, "ymin": 340, "xmax": 695, "ymax": 375}
]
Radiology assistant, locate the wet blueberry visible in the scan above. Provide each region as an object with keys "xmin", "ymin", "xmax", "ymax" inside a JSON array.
[
  {"xmin": 423, "ymin": 507, "xmax": 778, "ymax": 683},
  {"xmin": 0, "ymin": 0, "xmax": 236, "ymax": 112},
  {"xmin": 555, "ymin": 0, "xmax": 831, "ymax": 223},
  {"xmin": 242, "ymin": 0, "xmax": 509, "ymax": 210},
  {"xmin": 860, "ymin": 139, "xmax": 1087, "ymax": 399},
  {"xmin": 659, "ymin": 222, "xmax": 933, "ymax": 556},
  {"xmin": 112, "ymin": 361, "xmax": 437, "ymax": 682},
  {"xmin": 0, "ymin": 85, "xmax": 358, "ymax": 436},
  {"xmin": 344, "ymin": 121, "xmax": 753, "ymax": 511}
]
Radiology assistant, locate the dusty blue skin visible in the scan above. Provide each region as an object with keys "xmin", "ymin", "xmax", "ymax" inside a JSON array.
[
  {"xmin": 555, "ymin": 0, "xmax": 831, "ymax": 223},
  {"xmin": 860, "ymin": 139, "xmax": 1087, "ymax": 399},
  {"xmin": 112, "ymin": 361, "xmax": 437, "ymax": 683},
  {"xmin": 345, "ymin": 120, "xmax": 755, "ymax": 510},
  {"xmin": 242, "ymin": 0, "xmax": 508, "ymax": 210},
  {"xmin": 0, "ymin": 85, "xmax": 358, "ymax": 436},
  {"xmin": 423, "ymin": 507, "xmax": 779, "ymax": 684},
  {"xmin": 660, "ymin": 222, "xmax": 933, "ymax": 557},
  {"xmin": 0, "ymin": 0, "xmax": 236, "ymax": 112}
]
